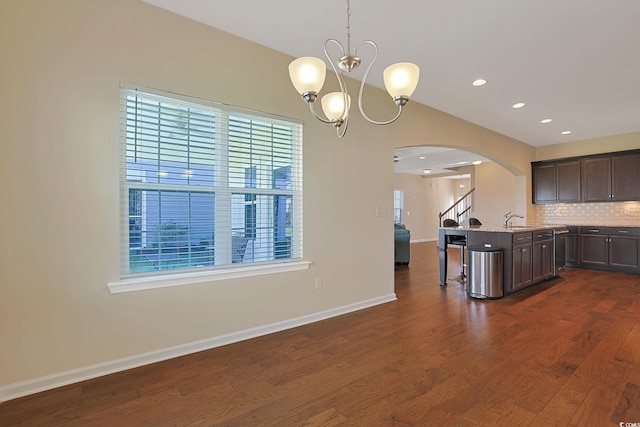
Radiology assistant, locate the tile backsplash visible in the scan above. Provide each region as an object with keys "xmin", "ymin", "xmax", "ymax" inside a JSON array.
[{"xmin": 536, "ymin": 202, "xmax": 640, "ymax": 226}]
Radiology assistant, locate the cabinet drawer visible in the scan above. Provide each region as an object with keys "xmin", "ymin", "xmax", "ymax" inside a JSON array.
[
  {"xmin": 533, "ymin": 230, "xmax": 553, "ymax": 241},
  {"xmin": 512, "ymin": 232, "xmax": 533, "ymax": 244},
  {"xmin": 579, "ymin": 227, "xmax": 607, "ymax": 235},
  {"xmin": 579, "ymin": 226, "xmax": 640, "ymax": 236},
  {"xmin": 606, "ymin": 227, "xmax": 640, "ymax": 236}
]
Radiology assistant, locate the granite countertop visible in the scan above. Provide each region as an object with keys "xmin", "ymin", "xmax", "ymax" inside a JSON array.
[
  {"xmin": 441, "ymin": 223, "xmax": 640, "ymax": 232},
  {"xmin": 564, "ymin": 223, "xmax": 640, "ymax": 228},
  {"xmin": 440, "ymin": 224, "xmax": 562, "ymax": 233}
]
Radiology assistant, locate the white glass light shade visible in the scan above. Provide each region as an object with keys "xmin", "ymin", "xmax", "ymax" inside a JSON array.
[
  {"xmin": 321, "ymin": 92, "xmax": 351, "ymax": 122},
  {"xmin": 288, "ymin": 57, "xmax": 327, "ymax": 95},
  {"xmin": 383, "ymin": 62, "xmax": 420, "ymax": 98}
]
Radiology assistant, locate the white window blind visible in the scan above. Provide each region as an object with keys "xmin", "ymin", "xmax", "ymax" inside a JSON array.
[{"xmin": 120, "ymin": 84, "xmax": 303, "ymax": 278}]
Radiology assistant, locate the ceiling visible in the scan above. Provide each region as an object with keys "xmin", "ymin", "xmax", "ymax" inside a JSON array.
[{"xmin": 142, "ymin": 0, "xmax": 640, "ymax": 175}]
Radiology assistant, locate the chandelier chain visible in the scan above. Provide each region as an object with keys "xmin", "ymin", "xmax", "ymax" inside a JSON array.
[{"xmin": 345, "ymin": 0, "xmax": 352, "ymax": 55}]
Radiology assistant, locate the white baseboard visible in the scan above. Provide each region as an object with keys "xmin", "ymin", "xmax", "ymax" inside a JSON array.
[
  {"xmin": 0, "ymin": 293, "xmax": 397, "ymax": 403},
  {"xmin": 410, "ymin": 238, "xmax": 437, "ymax": 243}
]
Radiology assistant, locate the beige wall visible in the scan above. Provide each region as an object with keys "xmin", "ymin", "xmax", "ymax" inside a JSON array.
[
  {"xmin": 473, "ymin": 162, "xmax": 521, "ymax": 226},
  {"xmin": 0, "ymin": 0, "xmax": 542, "ymax": 392},
  {"xmin": 393, "ymin": 173, "xmax": 431, "ymax": 241},
  {"xmin": 535, "ymin": 131, "xmax": 640, "ymax": 161}
]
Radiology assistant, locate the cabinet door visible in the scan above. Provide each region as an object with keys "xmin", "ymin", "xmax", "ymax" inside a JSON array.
[
  {"xmin": 580, "ymin": 235, "xmax": 608, "ymax": 266},
  {"xmin": 532, "ymin": 240, "xmax": 553, "ymax": 282},
  {"xmin": 512, "ymin": 244, "xmax": 533, "ymax": 291},
  {"xmin": 609, "ymin": 236, "xmax": 640, "ymax": 269},
  {"xmin": 556, "ymin": 160, "xmax": 581, "ymax": 202},
  {"xmin": 582, "ymin": 157, "xmax": 611, "ymax": 202},
  {"xmin": 612, "ymin": 154, "xmax": 640, "ymax": 201},
  {"xmin": 533, "ymin": 163, "xmax": 557, "ymax": 204}
]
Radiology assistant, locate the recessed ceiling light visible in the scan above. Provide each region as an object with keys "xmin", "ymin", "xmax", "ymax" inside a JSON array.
[
  {"xmin": 512, "ymin": 102, "xmax": 525, "ymax": 109},
  {"xmin": 419, "ymin": 156, "xmax": 426, "ymax": 160},
  {"xmin": 472, "ymin": 160, "xmax": 482, "ymax": 165},
  {"xmin": 472, "ymin": 79, "xmax": 487, "ymax": 87},
  {"xmin": 423, "ymin": 169, "xmax": 432, "ymax": 174},
  {"xmin": 540, "ymin": 118, "xmax": 552, "ymax": 124},
  {"xmin": 561, "ymin": 130, "xmax": 572, "ymax": 135}
]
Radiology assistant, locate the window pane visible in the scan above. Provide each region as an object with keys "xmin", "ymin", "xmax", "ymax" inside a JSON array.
[
  {"xmin": 128, "ymin": 189, "xmax": 215, "ymax": 273},
  {"xmin": 231, "ymin": 193, "xmax": 293, "ymax": 263},
  {"xmin": 228, "ymin": 116, "xmax": 293, "ymax": 190},
  {"xmin": 126, "ymin": 96, "xmax": 215, "ymax": 187}
]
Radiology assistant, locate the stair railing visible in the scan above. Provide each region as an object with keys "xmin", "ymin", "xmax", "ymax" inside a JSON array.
[{"xmin": 439, "ymin": 187, "xmax": 476, "ymax": 226}]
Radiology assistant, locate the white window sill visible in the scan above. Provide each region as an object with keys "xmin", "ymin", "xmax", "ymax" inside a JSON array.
[{"xmin": 107, "ymin": 260, "xmax": 312, "ymax": 294}]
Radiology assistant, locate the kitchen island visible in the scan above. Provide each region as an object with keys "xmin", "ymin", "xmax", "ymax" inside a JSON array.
[{"xmin": 439, "ymin": 224, "xmax": 566, "ymax": 297}]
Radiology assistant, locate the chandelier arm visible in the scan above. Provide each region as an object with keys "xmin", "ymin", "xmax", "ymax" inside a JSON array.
[
  {"xmin": 305, "ymin": 101, "xmax": 336, "ymax": 125},
  {"xmin": 336, "ymin": 114, "xmax": 349, "ymax": 138},
  {"xmin": 355, "ymin": 40, "xmax": 404, "ymax": 126},
  {"xmin": 324, "ymin": 39, "xmax": 350, "ymax": 122}
]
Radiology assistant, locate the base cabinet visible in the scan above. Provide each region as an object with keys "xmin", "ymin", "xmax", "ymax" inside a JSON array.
[
  {"xmin": 532, "ymin": 239, "xmax": 554, "ymax": 282},
  {"xmin": 580, "ymin": 234, "xmax": 608, "ymax": 266},
  {"xmin": 512, "ymin": 243, "xmax": 533, "ymax": 292},
  {"xmin": 576, "ymin": 227, "xmax": 640, "ymax": 272},
  {"xmin": 610, "ymin": 236, "xmax": 640, "ymax": 269}
]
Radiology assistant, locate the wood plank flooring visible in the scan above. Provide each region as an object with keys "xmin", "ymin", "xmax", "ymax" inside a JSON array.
[{"xmin": 2, "ymin": 241, "xmax": 640, "ymax": 426}]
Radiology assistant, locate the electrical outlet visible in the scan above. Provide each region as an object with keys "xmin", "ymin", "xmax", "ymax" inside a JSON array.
[{"xmin": 314, "ymin": 276, "xmax": 322, "ymax": 290}]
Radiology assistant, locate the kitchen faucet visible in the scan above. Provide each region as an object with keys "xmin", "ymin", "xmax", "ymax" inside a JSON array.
[{"xmin": 503, "ymin": 211, "xmax": 524, "ymax": 227}]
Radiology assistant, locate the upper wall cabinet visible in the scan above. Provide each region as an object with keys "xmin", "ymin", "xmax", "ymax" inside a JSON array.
[
  {"xmin": 532, "ymin": 160, "xmax": 581, "ymax": 204},
  {"xmin": 582, "ymin": 154, "xmax": 640, "ymax": 202},
  {"xmin": 533, "ymin": 149, "xmax": 640, "ymax": 204}
]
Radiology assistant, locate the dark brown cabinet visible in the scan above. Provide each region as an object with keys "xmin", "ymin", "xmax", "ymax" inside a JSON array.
[
  {"xmin": 578, "ymin": 227, "xmax": 640, "ymax": 271},
  {"xmin": 532, "ymin": 230, "xmax": 554, "ymax": 282},
  {"xmin": 511, "ymin": 232, "xmax": 533, "ymax": 292},
  {"xmin": 582, "ymin": 154, "xmax": 640, "ymax": 202},
  {"xmin": 512, "ymin": 243, "xmax": 532, "ymax": 292},
  {"xmin": 612, "ymin": 155, "xmax": 640, "ymax": 201},
  {"xmin": 533, "ymin": 150, "xmax": 640, "ymax": 204},
  {"xmin": 579, "ymin": 233, "xmax": 608, "ymax": 266},
  {"xmin": 532, "ymin": 160, "xmax": 580, "ymax": 204},
  {"xmin": 532, "ymin": 163, "xmax": 556, "ymax": 204},
  {"xmin": 610, "ymin": 235, "xmax": 640, "ymax": 269}
]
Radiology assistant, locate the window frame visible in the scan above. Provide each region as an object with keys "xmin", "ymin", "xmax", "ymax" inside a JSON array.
[{"xmin": 108, "ymin": 83, "xmax": 308, "ymax": 293}]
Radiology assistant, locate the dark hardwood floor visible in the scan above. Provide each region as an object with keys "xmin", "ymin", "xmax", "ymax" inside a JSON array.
[{"xmin": 2, "ymin": 242, "xmax": 640, "ymax": 426}]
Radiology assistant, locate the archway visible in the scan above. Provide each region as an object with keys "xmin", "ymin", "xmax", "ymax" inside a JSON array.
[{"xmin": 392, "ymin": 144, "xmax": 529, "ymax": 242}]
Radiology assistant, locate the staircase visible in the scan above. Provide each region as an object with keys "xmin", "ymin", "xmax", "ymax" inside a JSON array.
[{"xmin": 439, "ymin": 187, "xmax": 475, "ymax": 226}]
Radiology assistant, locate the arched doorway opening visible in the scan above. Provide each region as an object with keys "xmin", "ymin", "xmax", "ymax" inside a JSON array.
[{"xmin": 393, "ymin": 145, "xmax": 529, "ymax": 243}]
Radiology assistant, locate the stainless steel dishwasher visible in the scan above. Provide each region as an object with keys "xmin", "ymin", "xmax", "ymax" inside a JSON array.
[{"xmin": 554, "ymin": 228, "xmax": 569, "ymax": 275}]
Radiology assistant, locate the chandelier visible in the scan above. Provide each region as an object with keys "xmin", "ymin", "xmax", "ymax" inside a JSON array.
[{"xmin": 288, "ymin": 0, "xmax": 420, "ymax": 138}]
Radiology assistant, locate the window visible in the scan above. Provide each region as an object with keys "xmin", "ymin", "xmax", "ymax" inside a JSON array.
[
  {"xmin": 393, "ymin": 190, "xmax": 404, "ymax": 224},
  {"xmin": 119, "ymin": 84, "xmax": 303, "ymax": 279}
]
